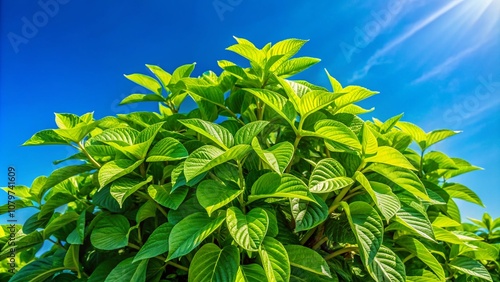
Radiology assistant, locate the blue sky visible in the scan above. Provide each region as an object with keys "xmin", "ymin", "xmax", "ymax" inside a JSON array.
[{"xmin": 1, "ymin": 0, "xmax": 499, "ymax": 224}]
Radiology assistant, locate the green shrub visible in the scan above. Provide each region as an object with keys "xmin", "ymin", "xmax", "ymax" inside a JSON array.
[{"xmin": 1, "ymin": 37, "xmax": 498, "ymax": 281}]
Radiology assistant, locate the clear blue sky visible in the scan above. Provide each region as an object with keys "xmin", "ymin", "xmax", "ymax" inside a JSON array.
[{"xmin": 1, "ymin": 0, "xmax": 499, "ymax": 224}]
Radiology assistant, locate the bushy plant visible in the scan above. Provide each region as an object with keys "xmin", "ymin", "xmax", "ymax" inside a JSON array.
[{"xmin": 1, "ymin": 37, "xmax": 498, "ymax": 281}]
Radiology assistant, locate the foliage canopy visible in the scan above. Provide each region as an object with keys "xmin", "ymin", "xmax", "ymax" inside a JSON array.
[{"xmin": 1, "ymin": 37, "xmax": 499, "ymax": 281}]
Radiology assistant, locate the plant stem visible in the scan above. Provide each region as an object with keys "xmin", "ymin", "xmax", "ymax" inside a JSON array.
[
  {"xmin": 237, "ymin": 161, "xmax": 246, "ymax": 213},
  {"xmin": 324, "ymin": 246, "xmax": 358, "ymax": 261},
  {"xmin": 300, "ymin": 227, "xmax": 317, "ymax": 245},
  {"xmin": 402, "ymin": 253, "xmax": 416, "ymax": 263},
  {"xmin": 77, "ymin": 142, "xmax": 101, "ymax": 168},
  {"xmin": 312, "ymin": 237, "xmax": 328, "ymax": 250},
  {"xmin": 136, "ymin": 191, "xmax": 168, "ymax": 218},
  {"xmin": 328, "ymin": 184, "xmax": 353, "ymax": 213},
  {"xmin": 48, "ymin": 238, "xmax": 67, "ymax": 251},
  {"xmin": 285, "ymin": 134, "xmax": 302, "ymax": 173},
  {"xmin": 128, "ymin": 242, "xmax": 141, "ymax": 250}
]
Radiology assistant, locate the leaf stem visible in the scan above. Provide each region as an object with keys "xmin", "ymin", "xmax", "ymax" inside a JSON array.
[
  {"xmin": 312, "ymin": 237, "xmax": 328, "ymax": 250},
  {"xmin": 167, "ymin": 260, "xmax": 189, "ymax": 272},
  {"xmin": 324, "ymin": 246, "xmax": 358, "ymax": 261},
  {"xmin": 77, "ymin": 142, "xmax": 101, "ymax": 168},
  {"xmin": 48, "ymin": 238, "xmax": 67, "ymax": 251},
  {"xmin": 300, "ymin": 227, "xmax": 317, "ymax": 245},
  {"xmin": 136, "ymin": 190, "xmax": 168, "ymax": 218}
]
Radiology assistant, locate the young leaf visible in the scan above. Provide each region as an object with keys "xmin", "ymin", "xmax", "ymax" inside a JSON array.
[
  {"xmin": 395, "ymin": 202, "xmax": 435, "ymax": 241},
  {"xmin": 66, "ymin": 211, "xmax": 86, "ymax": 245},
  {"xmin": 188, "ymin": 244, "xmax": 240, "ymax": 282},
  {"xmin": 243, "ymin": 88, "xmax": 296, "ymax": 127},
  {"xmin": 443, "ymin": 183, "xmax": 484, "ymax": 207},
  {"xmin": 331, "ymin": 85, "xmax": 378, "ymax": 111},
  {"xmin": 259, "ymin": 236, "xmax": 290, "ymax": 282},
  {"xmin": 184, "ymin": 144, "xmax": 251, "ymax": 182},
  {"xmin": 426, "ymin": 129, "xmax": 460, "ymax": 148},
  {"xmin": 124, "ymin": 73, "xmax": 162, "ymax": 95},
  {"xmin": 197, "ymin": 180, "xmax": 243, "ymax": 216},
  {"xmin": 396, "ymin": 121, "xmax": 427, "ymax": 150},
  {"xmin": 365, "ymin": 146, "xmax": 416, "ymax": 170},
  {"xmin": 298, "ymin": 90, "xmax": 341, "ymax": 120},
  {"xmin": 42, "ymin": 164, "xmax": 96, "ymax": 190},
  {"xmin": 119, "ymin": 93, "xmax": 165, "ymax": 105},
  {"xmin": 180, "ymin": 118, "xmax": 234, "ymax": 149},
  {"xmin": 275, "ymin": 57, "xmax": 321, "ymax": 78},
  {"xmin": 146, "ymin": 64, "xmax": 172, "ymax": 88},
  {"xmin": 167, "ymin": 212, "xmax": 225, "ymax": 261},
  {"xmin": 98, "ymin": 159, "xmax": 144, "ymax": 188},
  {"xmin": 23, "ymin": 129, "xmax": 72, "ymax": 146},
  {"xmin": 249, "ymin": 172, "xmax": 316, "ymax": 203},
  {"xmin": 285, "ymin": 245, "xmax": 332, "ymax": 277},
  {"xmin": 226, "ymin": 207, "xmax": 269, "ymax": 251},
  {"xmin": 90, "ymin": 214, "xmax": 130, "ymax": 250},
  {"xmin": 369, "ymin": 164, "xmax": 430, "ymax": 201}
]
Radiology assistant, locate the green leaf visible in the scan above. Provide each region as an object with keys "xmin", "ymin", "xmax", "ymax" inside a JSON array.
[
  {"xmin": 119, "ymin": 93, "xmax": 165, "ymax": 105},
  {"xmin": 397, "ymin": 236, "xmax": 445, "ymax": 281},
  {"xmin": 236, "ymin": 264, "xmax": 267, "ymax": 282},
  {"xmin": 146, "ymin": 64, "xmax": 172, "ymax": 88},
  {"xmin": 396, "ymin": 121, "xmax": 427, "ymax": 150},
  {"xmin": 43, "ymin": 164, "xmax": 95, "ymax": 190},
  {"xmin": 309, "ymin": 158, "xmax": 353, "ymax": 193},
  {"xmin": 39, "ymin": 193, "xmax": 76, "ymax": 219},
  {"xmin": 0, "ymin": 231, "xmax": 44, "ymax": 261},
  {"xmin": 63, "ymin": 244, "xmax": 80, "ymax": 269},
  {"xmin": 133, "ymin": 222, "xmax": 173, "ymax": 262},
  {"xmin": 341, "ymin": 201, "xmax": 383, "ymax": 265},
  {"xmin": 379, "ymin": 113, "xmax": 404, "ymax": 134},
  {"xmin": 226, "ymin": 207, "xmax": 269, "ymax": 251},
  {"xmin": 332, "ymin": 85, "xmax": 378, "ymax": 111},
  {"xmin": 171, "ymin": 63, "xmax": 196, "ymax": 84},
  {"xmin": 148, "ymin": 184, "xmax": 189, "ymax": 210},
  {"xmin": 43, "ymin": 212, "xmax": 79, "ymax": 238},
  {"xmin": 275, "ymin": 57, "xmax": 321, "ymax": 78},
  {"xmin": 98, "ymin": 159, "xmax": 144, "ymax": 188},
  {"xmin": 368, "ymin": 245, "xmax": 406, "ymax": 282},
  {"xmin": 291, "ymin": 194, "xmax": 328, "ymax": 232},
  {"xmin": 444, "ymin": 183, "xmax": 484, "ymax": 207},
  {"xmin": 23, "ymin": 129, "xmax": 71, "ymax": 146},
  {"xmin": 105, "ymin": 257, "xmax": 148, "ymax": 282},
  {"xmin": 305, "ymin": 120, "xmax": 361, "ymax": 152},
  {"xmin": 227, "ymin": 43, "xmax": 265, "ymax": 66},
  {"xmin": 365, "ymin": 146, "xmax": 416, "ymax": 170},
  {"xmin": 184, "ymin": 144, "xmax": 251, "ymax": 182},
  {"xmin": 249, "ymin": 172, "xmax": 316, "ymax": 203},
  {"xmin": 54, "ymin": 113, "xmax": 81, "ymax": 129},
  {"xmin": 285, "ymin": 245, "xmax": 332, "ymax": 277},
  {"xmin": 146, "ymin": 137, "xmax": 188, "ymax": 162},
  {"xmin": 124, "ymin": 73, "xmax": 162, "ymax": 95},
  {"xmin": 370, "ymin": 181, "xmax": 401, "ymax": 221},
  {"xmin": 259, "ymin": 236, "xmax": 290, "ymax": 282},
  {"xmin": 423, "ymin": 151, "xmax": 458, "ymax": 173},
  {"xmin": 110, "ymin": 176, "xmax": 153, "ymax": 207},
  {"xmin": 298, "ymin": 90, "xmax": 340, "ymax": 120},
  {"xmin": 92, "ymin": 127, "xmax": 139, "ymax": 145},
  {"xmin": 23, "ymin": 212, "xmax": 52, "ymax": 234},
  {"xmin": 426, "ymin": 129, "xmax": 460, "ymax": 148},
  {"xmin": 53, "ymin": 122, "xmax": 99, "ymax": 143},
  {"xmin": 188, "ymin": 243, "xmax": 240, "ymax": 282},
  {"xmin": 243, "ymin": 88, "xmax": 296, "ymax": 127},
  {"xmin": 361, "ymin": 123, "xmax": 378, "ymax": 156},
  {"xmin": 9, "ymin": 254, "xmax": 65, "ymax": 282},
  {"xmin": 66, "ymin": 211, "xmax": 86, "ymax": 245},
  {"xmin": 325, "ymin": 69, "xmax": 343, "ymax": 93},
  {"xmin": 90, "ymin": 214, "xmax": 130, "ymax": 250},
  {"xmin": 197, "ymin": 180, "xmax": 243, "ymax": 216},
  {"xmin": 180, "ymin": 118, "xmax": 234, "ymax": 149},
  {"xmin": 443, "ymin": 158, "xmax": 482, "ymax": 179},
  {"xmin": 369, "ymin": 163, "xmax": 430, "ymax": 201},
  {"xmin": 449, "ymin": 257, "xmax": 493, "ymax": 282},
  {"xmin": 395, "ymin": 202, "xmax": 435, "ymax": 241},
  {"xmin": 235, "ymin": 121, "xmax": 269, "ymax": 145},
  {"xmin": 167, "ymin": 211, "xmax": 225, "ymax": 260},
  {"xmin": 252, "ymin": 138, "xmax": 294, "ymax": 174}
]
